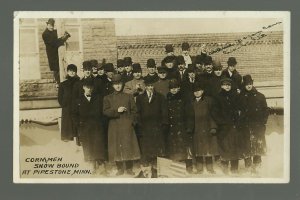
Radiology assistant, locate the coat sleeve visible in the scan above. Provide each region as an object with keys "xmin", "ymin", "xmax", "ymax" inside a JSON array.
[
  {"xmin": 184, "ymin": 100, "xmax": 195, "ymax": 133},
  {"xmin": 260, "ymin": 93, "xmax": 269, "ymax": 125},
  {"xmin": 42, "ymin": 30, "xmax": 65, "ymax": 48},
  {"xmin": 160, "ymin": 95, "xmax": 169, "ymax": 125},
  {"xmin": 71, "ymin": 98, "xmax": 80, "ymax": 128},
  {"xmin": 129, "ymin": 95, "xmax": 138, "ymax": 125},
  {"xmin": 211, "ymin": 96, "xmax": 225, "ymax": 126},
  {"xmin": 103, "ymin": 96, "xmax": 120, "ymax": 118},
  {"xmin": 57, "ymin": 83, "xmax": 65, "ymax": 107},
  {"xmin": 208, "ymin": 98, "xmax": 218, "ymax": 129}
]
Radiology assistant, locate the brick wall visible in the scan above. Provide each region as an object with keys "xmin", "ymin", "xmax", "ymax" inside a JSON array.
[
  {"xmin": 81, "ymin": 19, "xmax": 117, "ymax": 63},
  {"xmin": 117, "ymin": 31, "xmax": 283, "ymax": 83}
]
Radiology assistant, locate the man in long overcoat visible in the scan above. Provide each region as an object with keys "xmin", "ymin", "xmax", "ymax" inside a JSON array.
[
  {"xmin": 103, "ymin": 74, "xmax": 141, "ymax": 176},
  {"xmin": 211, "ymin": 78, "xmax": 241, "ymax": 174},
  {"xmin": 58, "ymin": 64, "xmax": 80, "ymax": 142},
  {"xmin": 42, "ymin": 18, "xmax": 70, "ymax": 84},
  {"xmin": 190, "ymin": 82, "xmax": 219, "ymax": 174},
  {"xmin": 238, "ymin": 75, "xmax": 269, "ymax": 171},
  {"xmin": 72, "ymin": 79, "xmax": 106, "ymax": 173},
  {"xmin": 166, "ymin": 79, "xmax": 194, "ymax": 173},
  {"xmin": 136, "ymin": 76, "xmax": 168, "ymax": 177}
]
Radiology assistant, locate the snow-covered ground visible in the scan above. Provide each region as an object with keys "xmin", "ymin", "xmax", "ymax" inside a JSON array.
[{"xmin": 18, "ymin": 115, "xmax": 285, "ymax": 180}]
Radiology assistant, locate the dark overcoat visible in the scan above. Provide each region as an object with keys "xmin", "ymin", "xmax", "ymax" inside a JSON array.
[
  {"xmin": 191, "ymin": 96, "xmax": 219, "ymax": 157},
  {"xmin": 72, "ymin": 94, "xmax": 106, "ymax": 162},
  {"xmin": 136, "ymin": 91, "xmax": 168, "ymax": 160},
  {"xmin": 211, "ymin": 89, "xmax": 241, "ymax": 161},
  {"xmin": 58, "ymin": 76, "xmax": 80, "ymax": 141},
  {"xmin": 238, "ymin": 87, "xmax": 269, "ymax": 157},
  {"xmin": 103, "ymin": 92, "xmax": 141, "ymax": 162},
  {"xmin": 42, "ymin": 29, "xmax": 65, "ymax": 71},
  {"xmin": 166, "ymin": 92, "xmax": 194, "ymax": 161},
  {"xmin": 200, "ymin": 71, "xmax": 215, "ymax": 97},
  {"xmin": 180, "ymin": 78, "xmax": 199, "ymax": 102}
]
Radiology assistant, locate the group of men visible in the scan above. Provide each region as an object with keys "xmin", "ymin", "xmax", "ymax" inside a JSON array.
[{"xmin": 57, "ymin": 42, "xmax": 269, "ymax": 178}]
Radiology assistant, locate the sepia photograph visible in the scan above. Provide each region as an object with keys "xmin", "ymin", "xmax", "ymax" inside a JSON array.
[{"xmin": 14, "ymin": 11, "xmax": 290, "ymax": 183}]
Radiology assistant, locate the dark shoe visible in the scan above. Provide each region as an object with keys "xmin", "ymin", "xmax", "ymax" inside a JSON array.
[{"xmin": 151, "ymin": 167, "xmax": 158, "ymax": 178}]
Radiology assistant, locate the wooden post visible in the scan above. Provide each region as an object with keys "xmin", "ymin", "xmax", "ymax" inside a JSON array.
[{"xmin": 56, "ymin": 19, "xmax": 67, "ymax": 82}]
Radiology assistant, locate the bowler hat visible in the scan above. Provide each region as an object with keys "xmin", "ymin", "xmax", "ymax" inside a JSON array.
[
  {"xmin": 111, "ymin": 74, "xmax": 123, "ymax": 84},
  {"xmin": 67, "ymin": 64, "xmax": 77, "ymax": 72},
  {"xmin": 147, "ymin": 59, "xmax": 156, "ymax": 68},
  {"xmin": 103, "ymin": 63, "xmax": 114, "ymax": 72},
  {"xmin": 203, "ymin": 56, "xmax": 213, "ymax": 65},
  {"xmin": 177, "ymin": 55, "xmax": 185, "ymax": 65},
  {"xmin": 132, "ymin": 63, "xmax": 142, "ymax": 73},
  {"xmin": 169, "ymin": 79, "xmax": 180, "ymax": 89},
  {"xmin": 123, "ymin": 57, "xmax": 132, "ymax": 66},
  {"xmin": 220, "ymin": 77, "xmax": 232, "ymax": 85},
  {"xmin": 90, "ymin": 59, "xmax": 98, "ymax": 68},
  {"xmin": 212, "ymin": 60, "xmax": 223, "ymax": 71},
  {"xmin": 227, "ymin": 57, "xmax": 237, "ymax": 66},
  {"xmin": 181, "ymin": 42, "xmax": 190, "ymax": 51},
  {"xmin": 165, "ymin": 44, "xmax": 174, "ymax": 53},
  {"xmin": 243, "ymin": 74, "xmax": 254, "ymax": 85},
  {"xmin": 117, "ymin": 59, "xmax": 124, "ymax": 68},
  {"xmin": 82, "ymin": 61, "xmax": 92, "ymax": 70},
  {"xmin": 46, "ymin": 18, "xmax": 55, "ymax": 25},
  {"xmin": 193, "ymin": 81, "xmax": 205, "ymax": 92},
  {"xmin": 157, "ymin": 66, "xmax": 167, "ymax": 74}
]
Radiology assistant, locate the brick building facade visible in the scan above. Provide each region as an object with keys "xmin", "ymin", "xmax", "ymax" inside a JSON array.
[{"xmin": 19, "ymin": 19, "xmax": 283, "ymax": 109}]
